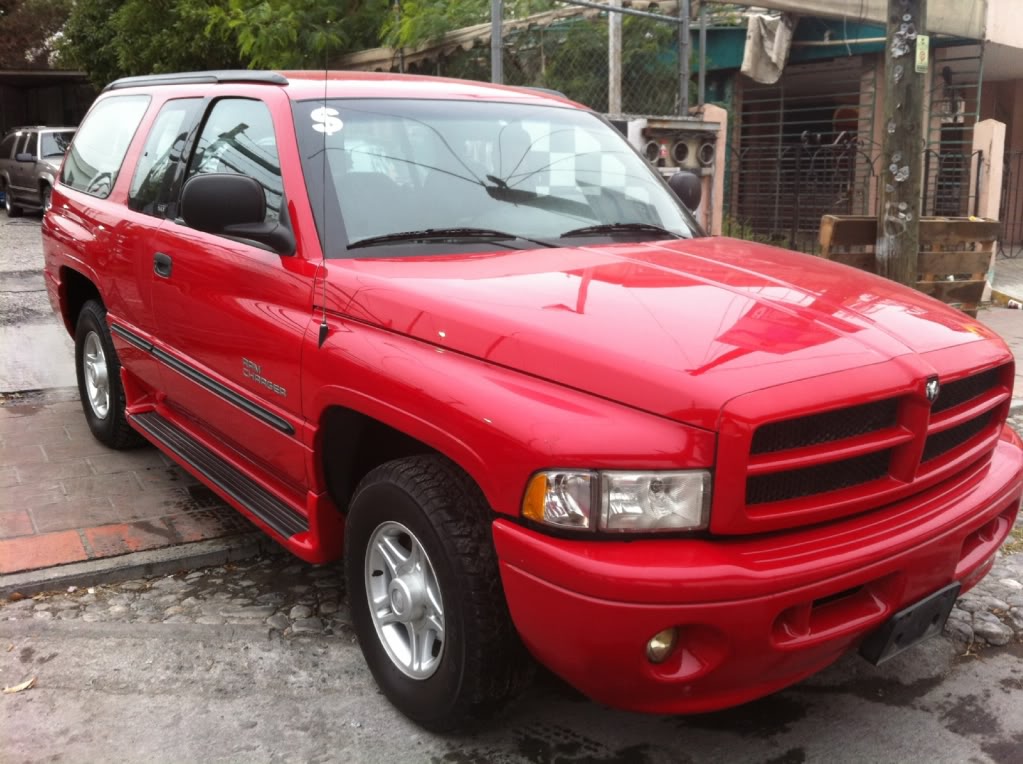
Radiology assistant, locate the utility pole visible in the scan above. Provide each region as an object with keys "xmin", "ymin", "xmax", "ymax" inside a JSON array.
[
  {"xmin": 678, "ymin": 0, "xmax": 690, "ymax": 116},
  {"xmin": 608, "ymin": 0, "xmax": 622, "ymax": 115},
  {"xmin": 491, "ymin": 0, "xmax": 503, "ymax": 84},
  {"xmin": 876, "ymin": 0, "xmax": 927, "ymax": 286}
]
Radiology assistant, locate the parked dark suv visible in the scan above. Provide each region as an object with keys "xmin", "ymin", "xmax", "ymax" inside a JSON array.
[{"xmin": 0, "ymin": 125, "xmax": 76, "ymax": 215}]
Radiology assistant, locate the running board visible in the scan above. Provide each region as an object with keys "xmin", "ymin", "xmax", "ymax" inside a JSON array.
[{"xmin": 132, "ymin": 411, "xmax": 308, "ymax": 539}]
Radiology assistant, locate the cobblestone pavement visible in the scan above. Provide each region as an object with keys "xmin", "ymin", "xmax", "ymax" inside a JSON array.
[
  {"xmin": 0, "ymin": 217, "xmax": 50, "ymax": 326},
  {"xmin": 0, "ymin": 550, "xmax": 348, "ymax": 638},
  {"xmin": 946, "ymin": 409, "xmax": 1023, "ymax": 647}
]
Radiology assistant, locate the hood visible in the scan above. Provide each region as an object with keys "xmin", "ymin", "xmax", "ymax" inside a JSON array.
[{"xmin": 330, "ymin": 238, "xmax": 1000, "ymax": 429}]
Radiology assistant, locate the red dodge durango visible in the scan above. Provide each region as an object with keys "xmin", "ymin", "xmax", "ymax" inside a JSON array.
[{"xmin": 41, "ymin": 70, "xmax": 1023, "ymax": 729}]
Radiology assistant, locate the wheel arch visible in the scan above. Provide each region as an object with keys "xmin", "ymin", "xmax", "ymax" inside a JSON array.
[
  {"xmin": 59, "ymin": 266, "xmax": 103, "ymax": 334},
  {"xmin": 317, "ymin": 404, "xmax": 491, "ymax": 518},
  {"xmin": 38, "ymin": 174, "xmax": 54, "ymax": 197}
]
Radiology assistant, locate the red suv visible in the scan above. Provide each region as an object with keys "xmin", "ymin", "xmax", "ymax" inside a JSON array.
[{"xmin": 42, "ymin": 70, "xmax": 1023, "ymax": 730}]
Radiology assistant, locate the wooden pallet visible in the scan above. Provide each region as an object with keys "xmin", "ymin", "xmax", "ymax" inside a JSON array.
[{"xmin": 818, "ymin": 215, "xmax": 999, "ymax": 317}]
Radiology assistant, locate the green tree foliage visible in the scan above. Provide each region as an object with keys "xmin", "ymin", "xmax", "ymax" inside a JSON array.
[
  {"xmin": 56, "ymin": 0, "xmax": 693, "ymax": 117},
  {"xmin": 207, "ymin": 0, "xmax": 387, "ymax": 70},
  {"xmin": 0, "ymin": 0, "xmax": 73, "ymax": 69},
  {"xmin": 115, "ymin": 0, "xmax": 242, "ymax": 76},
  {"xmin": 60, "ymin": 0, "xmax": 243, "ymax": 86},
  {"xmin": 60, "ymin": 0, "xmax": 388, "ymax": 86},
  {"xmin": 384, "ymin": 0, "xmax": 557, "ymax": 49}
]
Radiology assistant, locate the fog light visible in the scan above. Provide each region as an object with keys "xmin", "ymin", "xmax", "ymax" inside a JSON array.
[{"xmin": 646, "ymin": 627, "xmax": 678, "ymax": 663}]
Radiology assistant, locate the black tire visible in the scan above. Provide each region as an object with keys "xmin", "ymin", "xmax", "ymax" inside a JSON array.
[
  {"xmin": 74, "ymin": 300, "xmax": 144, "ymax": 449},
  {"xmin": 345, "ymin": 454, "xmax": 530, "ymax": 731},
  {"xmin": 41, "ymin": 184, "xmax": 52, "ymax": 212},
  {"xmin": 3, "ymin": 184, "xmax": 22, "ymax": 217}
]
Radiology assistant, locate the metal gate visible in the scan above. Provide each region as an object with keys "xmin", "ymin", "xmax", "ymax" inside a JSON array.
[
  {"xmin": 923, "ymin": 43, "xmax": 984, "ymax": 217},
  {"xmin": 726, "ymin": 58, "xmax": 879, "ymax": 253},
  {"xmin": 1000, "ymin": 151, "xmax": 1023, "ymax": 259},
  {"xmin": 726, "ymin": 43, "xmax": 984, "ymax": 253}
]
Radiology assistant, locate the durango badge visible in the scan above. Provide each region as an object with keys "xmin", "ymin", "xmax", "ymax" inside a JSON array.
[{"xmin": 925, "ymin": 377, "xmax": 940, "ymax": 404}]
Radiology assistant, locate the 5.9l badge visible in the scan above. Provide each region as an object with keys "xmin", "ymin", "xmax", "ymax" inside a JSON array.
[{"xmin": 243, "ymin": 358, "xmax": 287, "ymax": 397}]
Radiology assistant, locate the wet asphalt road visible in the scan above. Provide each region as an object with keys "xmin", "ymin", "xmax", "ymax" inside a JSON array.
[
  {"xmin": 0, "ymin": 215, "xmax": 76, "ymax": 391},
  {"xmin": 2, "ymin": 610, "xmax": 1022, "ymax": 763}
]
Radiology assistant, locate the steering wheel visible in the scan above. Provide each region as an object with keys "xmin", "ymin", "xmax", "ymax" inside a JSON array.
[{"xmin": 85, "ymin": 172, "xmax": 113, "ymax": 196}]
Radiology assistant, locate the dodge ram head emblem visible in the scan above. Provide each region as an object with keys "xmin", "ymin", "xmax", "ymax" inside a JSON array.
[{"xmin": 925, "ymin": 377, "xmax": 940, "ymax": 404}]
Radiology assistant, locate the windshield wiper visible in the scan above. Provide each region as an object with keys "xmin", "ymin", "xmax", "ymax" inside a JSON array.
[
  {"xmin": 348, "ymin": 227, "xmax": 555, "ymax": 250},
  {"xmin": 560, "ymin": 222, "xmax": 682, "ymax": 239}
]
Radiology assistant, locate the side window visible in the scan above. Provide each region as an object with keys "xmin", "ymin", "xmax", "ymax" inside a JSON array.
[
  {"xmin": 185, "ymin": 98, "xmax": 282, "ymax": 222},
  {"xmin": 61, "ymin": 95, "xmax": 150, "ymax": 199},
  {"xmin": 0, "ymin": 133, "xmax": 16, "ymax": 159},
  {"xmin": 24, "ymin": 132, "xmax": 38, "ymax": 158},
  {"xmin": 14, "ymin": 134, "xmax": 29, "ymax": 155},
  {"xmin": 40, "ymin": 131, "xmax": 74, "ymax": 159},
  {"xmin": 129, "ymin": 98, "xmax": 202, "ymax": 217}
]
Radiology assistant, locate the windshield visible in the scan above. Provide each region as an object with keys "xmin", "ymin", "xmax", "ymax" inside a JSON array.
[
  {"xmin": 294, "ymin": 98, "xmax": 701, "ymax": 256},
  {"xmin": 41, "ymin": 130, "xmax": 74, "ymax": 158}
]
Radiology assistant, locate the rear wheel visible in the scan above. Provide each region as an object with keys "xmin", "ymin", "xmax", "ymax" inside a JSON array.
[
  {"xmin": 74, "ymin": 300, "xmax": 144, "ymax": 449},
  {"xmin": 345, "ymin": 455, "xmax": 530, "ymax": 731}
]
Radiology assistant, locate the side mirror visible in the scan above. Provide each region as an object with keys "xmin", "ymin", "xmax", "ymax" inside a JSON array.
[
  {"xmin": 668, "ymin": 170, "xmax": 702, "ymax": 212},
  {"xmin": 180, "ymin": 173, "xmax": 294, "ymax": 255},
  {"xmin": 15, "ymin": 152, "xmax": 34, "ymax": 163}
]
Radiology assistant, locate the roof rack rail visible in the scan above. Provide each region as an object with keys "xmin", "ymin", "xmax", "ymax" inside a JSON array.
[
  {"xmin": 103, "ymin": 70, "xmax": 288, "ymax": 92},
  {"xmin": 519, "ymin": 86, "xmax": 568, "ymax": 99}
]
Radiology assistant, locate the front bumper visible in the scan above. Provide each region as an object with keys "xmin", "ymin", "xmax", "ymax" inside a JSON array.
[{"xmin": 493, "ymin": 430, "xmax": 1023, "ymax": 714}]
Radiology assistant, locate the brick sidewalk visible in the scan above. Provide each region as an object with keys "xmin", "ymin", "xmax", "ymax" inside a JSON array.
[{"xmin": 0, "ymin": 394, "xmax": 254, "ymax": 576}]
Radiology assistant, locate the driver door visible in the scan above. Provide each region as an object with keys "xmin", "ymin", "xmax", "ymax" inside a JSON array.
[{"xmin": 148, "ymin": 95, "xmax": 315, "ymax": 499}]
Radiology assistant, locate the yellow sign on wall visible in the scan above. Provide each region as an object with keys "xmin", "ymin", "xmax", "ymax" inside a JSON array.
[{"xmin": 916, "ymin": 35, "xmax": 930, "ymax": 74}]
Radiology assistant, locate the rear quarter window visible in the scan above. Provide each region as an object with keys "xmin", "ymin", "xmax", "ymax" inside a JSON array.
[
  {"xmin": 61, "ymin": 95, "xmax": 150, "ymax": 199},
  {"xmin": 0, "ymin": 132, "xmax": 16, "ymax": 159},
  {"xmin": 41, "ymin": 131, "xmax": 74, "ymax": 159}
]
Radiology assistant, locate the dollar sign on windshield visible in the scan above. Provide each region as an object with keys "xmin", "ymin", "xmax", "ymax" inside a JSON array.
[{"xmin": 311, "ymin": 106, "xmax": 342, "ymax": 135}]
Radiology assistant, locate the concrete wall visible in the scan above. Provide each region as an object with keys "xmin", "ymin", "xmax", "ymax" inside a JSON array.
[
  {"xmin": 987, "ymin": 0, "xmax": 1023, "ymax": 49},
  {"xmin": 980, "ymin": 80, "xmax": 1023, "ymax": 153},
  {"xmin": 750, "ymin": 1, "xmax": 984, "ymax": 39}
]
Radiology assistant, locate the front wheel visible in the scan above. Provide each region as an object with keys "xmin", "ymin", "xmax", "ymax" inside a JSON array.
[
  {"xmin": 3, "ymin": 185, "xmax": 22, "ymax": 217},
  {"xmin": 74, "ymin": 300, "xmax": 144, "ymax": 449},
  {"xmin": 345, "ymin": 455, "xmax": 530, "ymax": 731}
]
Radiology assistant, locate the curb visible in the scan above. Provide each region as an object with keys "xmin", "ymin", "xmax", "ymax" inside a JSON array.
[
  {"xmin": 1, "ymin": 533, "xmax": 269, "ymax": 599},
  {"xmin": 0, "ymin": 386, "xmax": 80, "ymax": 406},
  {"xmin": 989, "ymin": 288, "xmax": 1023, "ymax": 309}
]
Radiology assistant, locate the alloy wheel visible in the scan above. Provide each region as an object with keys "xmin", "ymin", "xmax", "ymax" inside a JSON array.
[
  {"xmin": 82, "ymin": 330, "xmax": 110, "ymax": 419},
  {"xmin": 365, "ymin": 520, "xmax": 445, "ymax": 679}
]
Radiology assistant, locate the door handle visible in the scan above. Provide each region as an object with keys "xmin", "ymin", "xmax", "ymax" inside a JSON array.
[{"xmin": 153, "ymin": 252, "xmax": 173, "ymax": 278}]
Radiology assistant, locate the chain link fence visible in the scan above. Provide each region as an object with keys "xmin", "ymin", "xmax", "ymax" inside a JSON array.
[
  {"xmin": 389, "ymin": 2, "xmax": 694, "ymax": 116},
  {"xmin": 499, "ymin": 7, "xmax": 682, "ymax": 115}
]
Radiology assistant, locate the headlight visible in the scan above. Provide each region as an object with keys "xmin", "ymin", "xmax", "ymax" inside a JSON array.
[
  {"xmin": 522, "ymin": 469, "xmax": 711, "ymax": 533},
  {"xmin": 601, "ymin": 471, "xmax": 711, "ymax": 532},
  {"xmin": 521, "ymin": 470, "xmax": 596, "ymax": 530}
]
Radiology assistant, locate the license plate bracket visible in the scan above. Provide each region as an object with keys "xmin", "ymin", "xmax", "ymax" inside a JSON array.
[{"xmin": 859, "ymin": 582, "xmax": 961, "ymax": 665}]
